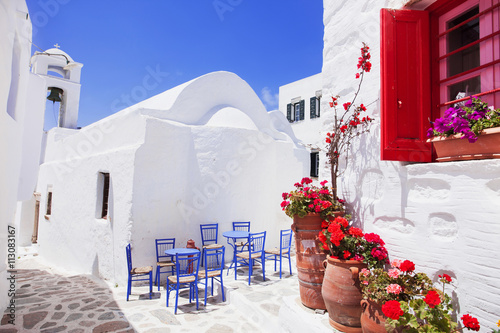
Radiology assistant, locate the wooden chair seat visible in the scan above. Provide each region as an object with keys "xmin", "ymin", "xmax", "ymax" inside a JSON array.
[
  {"xmin": 157, "ymin": 261, "xmax": 175, "ymax": 268},
  {"xmin": 264, "ymin": 248, "xmax": 289, "ymax": 255},
  {"xmin": 198, "ymin": 270, "xmax": 222, "ymax": 279},
  {"xmin": 203, "ymin": 244, "xmax": 224, "ymax": 249},
  {"xmin": 131, "ymin": 266, "xmax": 153, "ymax": 275},
  {"xmin": 236, "ymin": 252, "xmax": 262, "ymax": 260},
  {"xmin": 168, "ymin": 275, "xmax": 196, "ymax": 284}
]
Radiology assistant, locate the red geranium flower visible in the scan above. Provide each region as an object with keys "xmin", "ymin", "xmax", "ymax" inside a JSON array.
[
  {"xmin": 461, "ymin": 314, "xmax": 480, "ymax": 331},
  {"xmin": 348, "ymin": 227, "xmax": 363, "ymax": 238},
  {"xmin": 382, "ymin": 300, "xmax": 404, "ymax": 320},
  {"xmin": 399, "ymin": 260, "xmax": 415, "ymax": 272},
  {"xmin": 423, "ymin": 290, "xmax": 441, "ymax": 308},
  {"xmin": 334, "ymin": 216, "xmax": 349, "ymax": 228},
  {"xmin": 439, "ymin": 274, "xmax": 452, "ymax": 283}
]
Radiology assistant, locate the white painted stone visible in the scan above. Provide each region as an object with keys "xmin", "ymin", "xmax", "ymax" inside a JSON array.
[
  {"xmin": 35, "ymin": 71, "xmax": 308, "ymax": 286},
  {"xmin": 320, "ymin": 0, "xmax": 500, "ymax": 330}
]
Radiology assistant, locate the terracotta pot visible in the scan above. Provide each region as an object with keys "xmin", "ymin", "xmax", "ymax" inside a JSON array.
[
  {"xmin": 361, "ymin": 299, "xmax": 388, "ymax": 333},
  {"xmin": 291, "ymin": 213, "xmax": 327, "ymax": 310},
  {"xmin": 322, "ymin": 256, "xmax": 367, "ymax": 333},
  {"xmin": 429, "ymin": 127, "xmax": 500, "ymax": 162}
]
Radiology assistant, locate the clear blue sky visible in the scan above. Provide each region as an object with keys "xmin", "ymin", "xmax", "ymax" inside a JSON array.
[{"xmin": 26, "ymin": 0, "xmax": 324, "ymax": 128}]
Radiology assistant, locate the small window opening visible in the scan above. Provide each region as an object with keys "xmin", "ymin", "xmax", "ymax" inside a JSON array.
[
  {"xmin": 310, "ymin": 152, "xmax": 319, "ymax": 178},
  {"xmin": 99, "ymin": 172, "xmax": 110, "ymax": 219}
]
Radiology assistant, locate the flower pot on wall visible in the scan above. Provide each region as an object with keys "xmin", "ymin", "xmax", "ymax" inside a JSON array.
[
  {"xmin": 429, "ymin": 127, "xmax": 500, "ymax": 162},
  {"xmin": 322, "ymin": 256, "xmax": 367, "ymax": 333},
  {"xmin": 291, "ymin": 213, "xmax": 328, "ymax": 310}
]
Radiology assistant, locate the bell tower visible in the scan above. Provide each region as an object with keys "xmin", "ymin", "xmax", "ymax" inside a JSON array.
[{"xmin": 30, "ymin": 47, "xmax": 83, "ymax": 129}]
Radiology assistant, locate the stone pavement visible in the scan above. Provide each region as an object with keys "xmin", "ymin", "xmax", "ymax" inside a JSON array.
[{"xmin": 1, "ymin": 248, "xmax": 335, "ymax": 333}]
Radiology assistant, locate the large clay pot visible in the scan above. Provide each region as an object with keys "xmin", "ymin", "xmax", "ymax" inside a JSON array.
[
  {"xmin": 322, "ymin": 256, "xmax": 367, "ymax": 333},
  {"xmin": 291, "ymin": 213, "xmax": 330, "ymax": 309},
  {"xmin": 429, "ymin": 127, "xmax": 500, "ymax": 162},
  {"xmin": 360, "ymin": 299, "xmax": 387, "ymax": 333}
]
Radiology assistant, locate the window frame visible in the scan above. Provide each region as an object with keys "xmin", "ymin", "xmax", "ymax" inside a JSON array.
[{"xmin": 380, "ymin": 0, "xmax": 500, "ymax": 162}]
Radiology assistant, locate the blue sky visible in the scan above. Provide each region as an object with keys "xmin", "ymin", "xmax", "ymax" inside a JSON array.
[{"xmin": 26, "ymin": 0, "xmax": 324, "ymax": 128}]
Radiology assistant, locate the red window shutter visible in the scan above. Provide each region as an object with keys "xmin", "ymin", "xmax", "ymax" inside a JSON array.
[{"xmin": 380, "ymin": 8, "xmax": 432, "ymax": 162}]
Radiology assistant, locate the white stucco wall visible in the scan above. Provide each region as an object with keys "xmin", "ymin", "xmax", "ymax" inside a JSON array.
[
  {"xmin": 36, "ymin": 71, "xmax": 308, "ymax": 286},
  {"xmin": 322, "ymin": 0, "xmax": 500, "ymax": 331},
  {"xmin": 0, "ymin": 0, "xmax": 32, "ymax": 312}
]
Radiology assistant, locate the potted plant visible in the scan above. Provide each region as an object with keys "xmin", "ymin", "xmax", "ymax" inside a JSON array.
[
  {"xmin": 427, "ymin": 97, "xmax": 500, "ymax": 162},
  {"xmin": 360, "ymin": 261, "xmax": 482, "ymax": 333},
  {"xmin": 359, "ymin": 259, "xmax": 433, "ymax": 332},
  {"xmin": 319, "ymin": 215, "xmax": 389, "ymax": 332},
  {"xmin": 281, "ymin": 177, "xmax": 344, "ymax": 310}
]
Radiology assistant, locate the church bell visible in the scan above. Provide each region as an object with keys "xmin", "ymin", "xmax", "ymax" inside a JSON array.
[{"xmin": 47, "ymin": 87, "xmax": 63, "ymax": 102}]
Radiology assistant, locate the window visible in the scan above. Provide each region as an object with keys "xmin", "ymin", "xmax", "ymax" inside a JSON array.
[
  {"xmin": 310, "ymin": 151, "xmax": 319, "ymax": 178},
  {"xmin": 46, "ymin": 191, "xmax": 52, "ymax": 215},
  {"xmin": 286, "ymin": 99, "xmax": 305, "ymax": 122},
  {"xmin": 380, "ymin": 0, "xmax": 500, "ymax": 162},
  {"xmin": 97, "ymin": 172, "xmax": 110, "ymax": 219},
  {"xmin": 310, "ymin": 95, "xmax": 321, "ymax": 119},
  {"xmin": 45, "ymin": 186, "xmax": 53, "ymax": 219}
]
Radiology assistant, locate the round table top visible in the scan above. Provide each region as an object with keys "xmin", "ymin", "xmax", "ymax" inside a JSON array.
[
  {"xmin": 222, "ymin": 231, "xmax": 250, "ymax": 238},
  {"xmin": 164, "ymin": 248, "xmax": 200, "ymax": 256}
]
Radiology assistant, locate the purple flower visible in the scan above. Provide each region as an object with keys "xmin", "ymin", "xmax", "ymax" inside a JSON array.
[
  {"xmin": 426, "ymin": 127, "xmax": 434, "ymax": 138},
  {"xmin": 444, "ymin": 107, "xmax": 456, "ymax": 118},
  {"xmin": 465, "ymin": 97, "xmax": 474, "ymax": 108},
  {"xmin": 452, "ymin": 117, "xmax": 470, "ymax": 133},
  {"xmin": 434, "ymin": 117, "xmax": 452, "ymax": 133},
  {"xmin": 463, "ymin": 131, "xmax": 478, "ymax": 143},
  {"xmin": 469, "ymin": 110, "xmax": 486, "ymax": 121}
]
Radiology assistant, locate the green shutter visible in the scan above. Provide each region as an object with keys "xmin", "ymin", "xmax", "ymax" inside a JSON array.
[
  {"xmin": 310, "ymin": 97, "xmax": 316, "ymax": 119},
  {"xmin": 286, "ymin": 103, "xmax": 292, "ymax": 122},
  {"xmin": 317, "ymin": 98, "xmax": 320, "ymax": 117},
  {"xmin": 299, "ymin": 100, "xmax": 305, "ymax": 120}
]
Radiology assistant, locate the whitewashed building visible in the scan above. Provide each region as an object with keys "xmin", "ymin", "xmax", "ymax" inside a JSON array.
[
  {"xmin": 316, "ymin": 0, "xmax": 500, "ymax": 331},
  {"xmin": 33, "ymin": 70, "xmax": 308, "ymax": 285},
  {"xmin": 279, "ymin": 73, "xmax": 323, "ymax": 179},
  {"xmin": 0, "ymin": 0, "xmax": 46, "ymax": 311}
]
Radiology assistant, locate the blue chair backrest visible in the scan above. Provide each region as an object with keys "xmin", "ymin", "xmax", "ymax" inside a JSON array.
[
  {"xmin": 233, "ymin": 221, "xmax": 250, "ymax": 232},
  {"xmin": 249, "ymin": 232, "xmax": 266, "ymax": 253},
  {"xmin": 200, "ymin": 224, "xmax": 218, "ymax": 245},
  {"xmin": 156, "ymin": 238, "xmax": 175, "ymax": 262},
  {"xmin": 175, "ymin": 252, "xmax": 201, "ymax": 278},
  {"xmin": 126, "ymin": 244, "xmax": 132, "ymax": 273},
  {"xmin": 203, "ymin": 246, "xmax": 225, "ymax": 273},
  {"xmin": 280, "ymin": 229, "xmax": 293, "ymax": 251}
]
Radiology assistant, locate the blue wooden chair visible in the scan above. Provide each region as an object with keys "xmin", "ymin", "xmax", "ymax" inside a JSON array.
[
  {"xmin": 265, "ymin": 229, "xmax": 293, "ymax": 279},
  {"xmin": 198, "ymin": 246, "xmax": 225, "ymax": 306},
  {"xmin": 126, "ymin": 244, "xmax": 153, "ymax": 301},
  {"xmin": 166, "ymin": 251, "xmax": 201, "ymax": 314},
  {"xmin": 200, "ymin": 224, "xmax": 223, "ymax": 266},
  {"xmin": 232, "ymin": 221, "xmax": 250, "ymax": 252},
  {"xmin": 235, "ymin": 231, "xmax": 266, "ymax": 285},
  {"xmin": 155, "ymin": 238, "xmax": 176, "ymax": 290}
]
